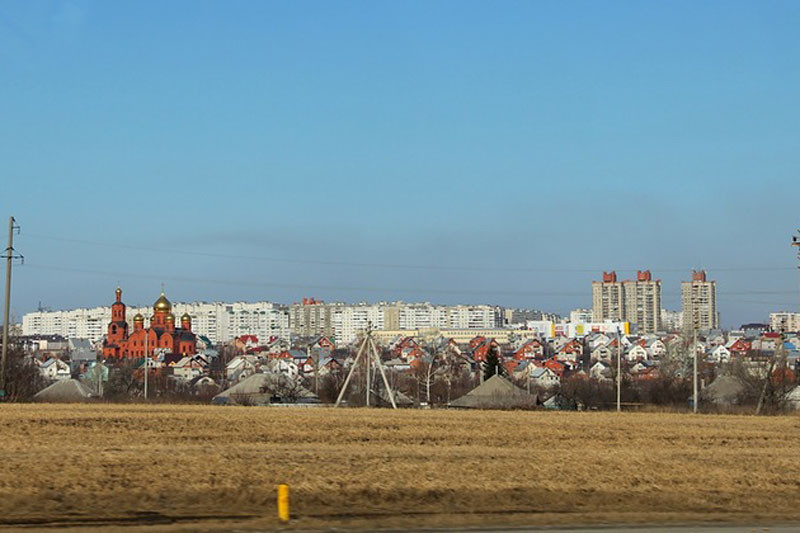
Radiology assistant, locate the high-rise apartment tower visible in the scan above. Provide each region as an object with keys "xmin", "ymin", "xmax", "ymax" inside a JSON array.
[
  {"xmin": 592, "ymin": 270, "xmax": 662, "ymax": 333},
  {"xmin": 681, "ymin": 270, "xmax": 718, "ymax": 331}
]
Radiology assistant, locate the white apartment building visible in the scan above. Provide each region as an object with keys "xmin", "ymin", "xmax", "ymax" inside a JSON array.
[
  {"xmin": 661, "ymin": 309, "xmax": 684, "ymax": 332},
  {"xmin": 289, "ymin": 299, "xmax": 341, "ymax": 338},
  {"xmin": 332, "ymin": 303, "xmax": 385, "ymax": 344},
  {"xmin": 23, "ymin": 301, "xmax": 290, "ymax": 344},
  {"xmin": 290, "ymin": 300, "xmax": 502, "ymax": 344},
  {"xmin": 445, "ymin": 305, "xmax": 499, "ymax": 329},
  {"xmin": 27, "ymin": 299, "xmax": 506, "ymax": 347},
  {"xmin": 770, "ymin": 312, "xmax": 800, "ymax": 333},
  {"xmin": 569, "ymin": 308, "xmax": 593, "ymax": 323},
  {"xmin": 22, "ymin": 307, "xmax": 108, "ymax": 342},
  {"xmin": 592, "ymin": 270, "xmax": 661, "ymax": 334},
  {"xmin": 681, "ymin": 270, "xmax": 718, "ymax": 331},
  {"xmin": 624, "ymin": 272, "xmax": 662, "ymax": 334},
  {"xmin": 592, "ymin": 272, "xmax": 625, "ymax": 322},
  {"xmin": 388, "ymin": 302, "xmax": 449, "ymax": 330}
]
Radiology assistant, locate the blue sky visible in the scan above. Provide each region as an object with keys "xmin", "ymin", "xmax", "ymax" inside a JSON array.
[{"xmin": 1, "ymin": 0, "xmax": 799, "ymax": 328}]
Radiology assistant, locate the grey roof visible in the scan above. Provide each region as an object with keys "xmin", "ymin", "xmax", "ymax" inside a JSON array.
[
  {"xmin": 214, "ymin": 373, "xmax": 316, "ymax": 405},
  {"xmin": 319, "ymin": 357, "xmax": 339, "ymax": 367},
  {"xmin": 377, "ymin": 388, "xmax": 414, "ymax": 406},
  {"xmin": 514, "ymin": 360, "xmax": 531, "ymax": 372},
  {"xmin": 531, "ymin": 367, "xmax": 552, "ymax": 378},
  {"xmin": 33, "ymin": 379, "xmax": 93, "ymax": 402},
  {"xmin": 449, "ymin": 375, "xmax": 535, "ymax": 409},
  {"xmin": 702, "ymin": 375, "xmax": 746, "ymax": 406},
  {"xmin": 68, "ymin": 338, "xmax": 93, "ymax": 351}
]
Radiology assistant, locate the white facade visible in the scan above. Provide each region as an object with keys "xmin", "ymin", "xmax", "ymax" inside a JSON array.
[
  {"xmin": 593, "ymin": 272, "xmax": 662, "ymax": 334},
  {"xmin": 661, "ymin": 309, "xmax": 684, "ymax": 332},
  {"xmin": 681, "ymin": 273, "xmax": 718, "ymax": 331},
  {"xmin": 39, "ymin": 358, "xmax": 71, "ymax": 381},
  {"xmin": 445, "ymin": 305, "xmax": 498, "ymax": 329},
  {"xmin": 23, "ymin": 302, "xmax": 290, "ymax": 345},
  {"xmin": 332, "ymin": 303, "xmax": 385, "ymax": 344},
  {"xmin": 396, "ymin": 303, "xmax": 448, "ymax": 330},
  {"xmin": 569, "ymin": 309, "xmax": 593, "ymax": 323},
  {"xmin": 22, "ymin": 307, "xmax": 107, "ymax": 342},
  {"xmin": 292, "ymin": 301, "xmax": 502, "ymax": 343},
  {"xmin": 26, "ymin": 299, "xmax": 505, "ymax": 347},
  {"xmin": 770, "ymin": 312, "xmax": 800, "ymax": 333},
  {"xmin": 524, "ymin": 319, "xmax": 628, "ymax": 338}
]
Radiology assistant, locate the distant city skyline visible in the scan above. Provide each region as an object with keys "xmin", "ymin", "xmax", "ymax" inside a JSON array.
[{"xmin": 2, "ymin": 1, "xmax": 799, "ymax": 328}]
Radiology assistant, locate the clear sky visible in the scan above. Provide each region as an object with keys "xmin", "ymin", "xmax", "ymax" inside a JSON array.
[{"xmin": 1, "ymin": 0, "xmax": 799, "ymax": 328}]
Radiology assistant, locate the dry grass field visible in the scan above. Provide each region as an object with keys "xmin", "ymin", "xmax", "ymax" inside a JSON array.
[{"xmin": 0, "ymin": 404, "xmax": 799, "ymax": 531}]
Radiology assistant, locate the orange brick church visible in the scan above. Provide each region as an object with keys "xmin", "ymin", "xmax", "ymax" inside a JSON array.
[{"xmin": 102, "ymin": 287, "xmax": 197, "ymax": 359}]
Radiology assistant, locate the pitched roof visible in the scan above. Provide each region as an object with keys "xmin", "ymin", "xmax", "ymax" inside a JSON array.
[
  {"xmin": 33, "ymin": 379, "xmax": 93, "ymax": 402},
  {"xmin": 213, "ymin": 373, "xmax": 316, "ymax": 405}
]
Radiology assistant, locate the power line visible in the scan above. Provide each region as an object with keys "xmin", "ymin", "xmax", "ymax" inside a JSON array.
[
  {"xmin": 22, "ymin": 233, "xmax": 796, "ymax": 274},
  {"xmin": 21, "ymin": 262, "xmax": 797, "ymax": 302},
  {"xmin": 21, "ymin": 263, "xmax": 590, "ymax": 297}
]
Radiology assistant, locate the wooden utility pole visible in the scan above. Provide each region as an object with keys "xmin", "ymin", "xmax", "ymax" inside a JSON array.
[
  {"xmin": 793, "ymin": 230, "xmax": 800, "ymax": 311},
  {"xmin": 1, "ymin": 217, "xmax": 22, "ymax": 398},
  {"xmin": 616, "ymin": 325, "xmax": 622, "ymax": 412},
  {"xmin": 144, "ymin": 327, "xmax": 149, "ymax": 400},
  {"xmin": 693, "ymin": 326, "xmax": 698, "ymax": 413}
]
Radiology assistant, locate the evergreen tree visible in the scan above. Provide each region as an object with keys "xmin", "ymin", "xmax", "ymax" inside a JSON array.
[{"xmin": 483, "ymin": 346, "xmax": 504, "ymax": 381}]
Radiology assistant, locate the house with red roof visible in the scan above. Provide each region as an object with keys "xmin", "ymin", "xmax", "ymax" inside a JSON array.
[
  {"xmin": 469, "ymin": 336, "xmax": 487, "ymax": 350},
  {"xmin": 543, "ymin": 358, "xmax": 566, "ymax": 377},
  {"xmin": 513, "ymin": 339, "xmax": 544, "ymax": 361},
  {"xmin": 556, "ymin": 339, "xmax": 583, "ymax": 363},
  {"xmin": 727, "ymin": 338, "xmax": 752, "ymax": 358},
  {"xmin": 472, "ymin": 338, "xmax": 500, "ymax": 362}
]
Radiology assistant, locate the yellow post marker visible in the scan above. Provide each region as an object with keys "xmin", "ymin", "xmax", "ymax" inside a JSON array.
[{"xmin": 277, "ymin": 484, "xmax": 290, "ymax": 523}]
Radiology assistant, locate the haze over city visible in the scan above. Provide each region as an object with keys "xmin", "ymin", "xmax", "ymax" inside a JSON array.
[
  {"xmin": 2, "ymin": 1, "xmax": 799, "ymax": 328},
  {"xmin": 7, "ymin": 2, "xmax": 800, "ymax": 532}
]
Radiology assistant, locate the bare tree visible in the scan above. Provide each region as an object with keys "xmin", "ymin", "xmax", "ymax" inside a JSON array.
[{"xmin": 2, "ymin": 341, "xmax": 47, "ymax": 401}]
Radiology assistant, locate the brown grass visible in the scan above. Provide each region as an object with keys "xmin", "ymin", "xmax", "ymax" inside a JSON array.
[{"xmin": 0, "ymin": 404, "xmax": 799, "ymax": 530}]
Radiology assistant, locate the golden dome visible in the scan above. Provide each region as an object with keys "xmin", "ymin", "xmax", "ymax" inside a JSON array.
[
  {"xmin": 153, "ymin": 292, "xmax": 172, "ymax": 312},
  {"xmin": 181, "ymin": 312, "xmax": 191, "ymax": 322},
  {"xmin": 166, "ymin": 312, "xmax": 175, "ymax": 322},
  {"xmin": 133, "ymin": 313, "xmax": 144, "ymax": 322}
]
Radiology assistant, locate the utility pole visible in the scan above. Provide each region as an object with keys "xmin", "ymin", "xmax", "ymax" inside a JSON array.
[
  {"xmin": 144, "ymin": 327, "xmax": 149, "ymax": 400},
  {"xmin": 335, "ymin": 323, "xmax": 396, "ymax": 408},
  {"xmin": 693, "ymin": 321, "xmax": 698, "ymax": 414},
  {"xmin": 616, "ymin": 324, "xmax": 622, "ymax": 412},
  {"xmin": 365, "ymin": 338, "xmax": 371, "ymax": 407},
  {"xmin": 425, "ymin": 345, "xmax": 436, "ymax": 406},
  {"xmin": 310, "ymin": 346, "xmax": 319, "ymax": 397},
  {"xmin": 793, "ymin": 229, "xmax": 800, "ymax": 311},
  {"xmin": 689, "ymin": 268, "xmax": 699, "ymax": 414},
  {"xmin": 1, "ymin": 217, "xmax": 22, "ymax": 399}
]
